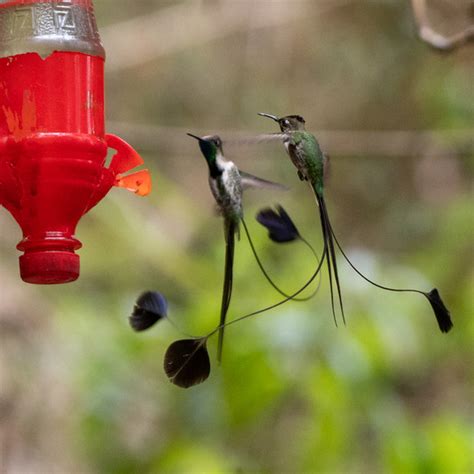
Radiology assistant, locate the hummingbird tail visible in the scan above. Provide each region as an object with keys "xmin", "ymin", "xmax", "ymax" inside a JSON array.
[
  {"xmin": 241, "ymin": 218, "xmax": 321, "ymax": 301},
  {"xmin": 316, "ymin": 192, "xmax": 346, "ymax": 326},
  {"xmin": 326, "ymin": 216, "xmax": 453, "ymax": 333},
  {"xmin": 217, "ymin": 221, "xmax": 236, "ymax": 363},
  {"xmin": 205, "ymin": 238, "xmax": 328, "ymax": 341}
]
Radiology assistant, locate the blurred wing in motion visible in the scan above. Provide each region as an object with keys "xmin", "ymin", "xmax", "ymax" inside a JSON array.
[
  {"xmin": 239, "ymin": 171, "xmax": 288, "ymax": 191},
  {"xmin": 224, "ymin": 133, "xmax": 288, "ymax": 147}
]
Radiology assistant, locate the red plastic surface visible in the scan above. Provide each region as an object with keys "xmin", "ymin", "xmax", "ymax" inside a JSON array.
[
  {"xmin": 0, "ymin": 52, "xmax": 105, "ymax": 137},
  {"xmin": 0, "ymin": 51, "xmax": 151, "ymax": 284}
]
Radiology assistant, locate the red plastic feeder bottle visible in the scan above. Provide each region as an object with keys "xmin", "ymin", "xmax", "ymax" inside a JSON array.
[{"xmin": 0, "ymin": 0, "xmax": 151, "ymax": 284}]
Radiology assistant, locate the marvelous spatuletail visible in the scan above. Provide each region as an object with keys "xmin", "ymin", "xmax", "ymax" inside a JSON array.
[
  {"xmin": 258, "ymin": 112, "xmax": 453, "ymax": 333},
  {"xmin": 187, "ymin": 133, "xmax": 312, "ymax": 362},
  {"xmin": 129, "ymin": 207, "xmax": 324, "ymax": 389},
  {"xmin": 163, "ymin": 205, "xmax": 328, "ymax": 388}
]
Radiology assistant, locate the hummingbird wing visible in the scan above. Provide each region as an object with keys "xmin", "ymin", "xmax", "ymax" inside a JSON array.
[
  {"xmin": 216, "ymin": 218, "xmax": 236, "ymax": 363},
  {"xmin": 239, "ymin": 170, "xmax": 288, "ymax": 191},
  {"xmin": 251, "ymin": 133, "xmax": 288, "ymax": 143},
  {"xmin": 224, "ymin": 133, "xmax": 288, "ymax": 146}
]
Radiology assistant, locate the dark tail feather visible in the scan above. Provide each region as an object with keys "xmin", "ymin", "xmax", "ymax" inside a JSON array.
[
  {"xmin": 320, "ymin": 195, "xmax": 346, "ymax": 325},
  {"xmin": 425, "ymin": 289, "xmax": 453, "ymax": 333},
  {"xmin": 327, "ymin": 219, "xmax": 453, "ymax": 333},
  {"xmin": 320, "ymin": 204, "xmax": 336, "ymax": 326},
  {"xmin": 316, "ymin": 193, "xmax": 345, "ymax": 326},
  {"xmin": 217, "ymin": 221, "xmax": 236, "ymax": 363}
]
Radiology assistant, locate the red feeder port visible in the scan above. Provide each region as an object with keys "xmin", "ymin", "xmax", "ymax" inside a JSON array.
[{"xmin": 0, "ymin": 0, "xmax": 151, "ymax": 284}]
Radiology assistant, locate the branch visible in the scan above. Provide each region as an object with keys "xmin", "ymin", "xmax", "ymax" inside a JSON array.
[{"xmin": 411, "ymin": 0, "xmax": 474, "ymax": 51}]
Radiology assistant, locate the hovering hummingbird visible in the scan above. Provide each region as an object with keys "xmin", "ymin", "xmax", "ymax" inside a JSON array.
[
  {"xmin": 258, "ymin": 112, "xmax": 453, "ymax": 333},
  {"xmin": 187, "ymin": 133, "xmax": 294, "ymax": 362},
  {"xmin": 161, "ymin": 205, "xmax": 325, "ymax": 388},
  {"xmin": 128, "ymin": 207, "xmax": 323, "ymax": 389}
]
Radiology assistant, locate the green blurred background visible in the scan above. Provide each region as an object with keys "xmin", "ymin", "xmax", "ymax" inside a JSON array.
[{"xmin": 1, "ymin": 0, "xmax": 473, "ymax": 472}]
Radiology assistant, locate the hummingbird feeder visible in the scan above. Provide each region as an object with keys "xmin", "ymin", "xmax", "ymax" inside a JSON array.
[{"xmin": 0, "ymin": 0, "xmax": 151, "ymax": 284}]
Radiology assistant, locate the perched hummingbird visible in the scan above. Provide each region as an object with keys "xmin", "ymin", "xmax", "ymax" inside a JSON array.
[
  {"xmin": 258, "ymin": 113, "xmax": 453, "ymax": 333},
  {"xmin": 187, "ymin": 133, "xmax": 287, "ymax": 362}
]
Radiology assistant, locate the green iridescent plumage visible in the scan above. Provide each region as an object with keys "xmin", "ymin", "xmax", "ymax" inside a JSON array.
[
  {"xmin": 258, "ymin": 113, "xmax": 452, "ymax": 333},
  {"xmin": 258, "ymin": 113, "xmax": 344, "ymax": 325}
]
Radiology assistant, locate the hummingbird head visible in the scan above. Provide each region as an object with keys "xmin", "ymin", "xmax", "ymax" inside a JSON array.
[
  {"xmin": 258, "ymin": 113, "xmax": 306, "ymax": 132},
  {"xmin": 187, "ymin": 133, "xmax": 224, "ymax": 176},
  {"xmin": 187, "ymin": 133, "xmax": 224, "ymax": 157}
]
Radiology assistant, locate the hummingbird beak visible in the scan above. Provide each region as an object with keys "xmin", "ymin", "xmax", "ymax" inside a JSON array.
[
  {"xmin": 187, "ymin": 132, "xmax": 203, "ymax": 142},
  {"xmin": 258, "ymin": 112, "xmax": 279, "ymax": 122}
]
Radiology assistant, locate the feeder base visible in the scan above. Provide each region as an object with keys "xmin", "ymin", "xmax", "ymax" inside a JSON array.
[{"xmin": 20, "ymin": 251, "xmax": 80, "ymax": 284}]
